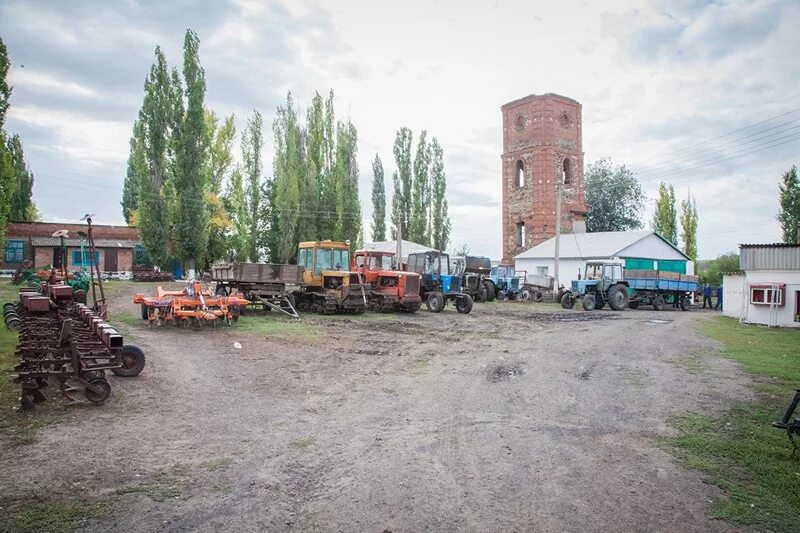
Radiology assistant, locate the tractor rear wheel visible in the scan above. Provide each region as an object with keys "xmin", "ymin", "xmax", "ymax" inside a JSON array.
[
  {"xmin": 653, "ymin": 295, "xmax": 665, "ymax": 311},
  {"xmin": 582, "ymin": 293, "xmax": 597, "ymax": 311},
  {"xmin": 112, "ymin": 345, "xmax": 146, "ymax": 377},
  {"xmin": 484, "ymin": 282, "xmax": 496, "ymax": 301},
  {"xmin": 680, "ymin": 295, "xmax": 691, "ymax": 311},
  {"xmin": 455, "ymin": 294, "xmax": 473, "ymax": 314},
  {"xmin": 560, "ymin": 292, "xmax": 574, "ymax": 309},
  {"xmin": 426, "ymin": 292, "xmax": 445, "ymax": 313},
  {"xmin": 607, "ymin": 284, "xmax": 629, "ymax": 311}
]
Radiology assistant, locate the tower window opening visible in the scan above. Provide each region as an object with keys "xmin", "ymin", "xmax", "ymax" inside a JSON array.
[
  {"xmin": 516, "ymin": 222, "xmax": 525, "ymax": 247},
  {"xmin": 516, "ymin": 160, "xmax": 525, "ymax": 187},
  {"xmin": 562, "ymin": 158, "xmax": 572, "ymax": 186}
]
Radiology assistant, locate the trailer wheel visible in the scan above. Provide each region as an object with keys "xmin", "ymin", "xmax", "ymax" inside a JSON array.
[
  {"xmin": 680, "ymin": 295, "xmax": 691, "ymax": 311},
  {"xmin": 628, "ymin": 300, "xmax": 639, "ymax": 310},
  {"xmin": 484, "ymin": 282, "xmax": 496, "ymax": 302},
  {"xmin": 497, "ymin": 290, "xmax": 507, "ymax": 301},
  {"xmin": 561, "ymin": 292, "xmax": 575, "ymax": 309},
  {"xmin": 607, "ymin": 284, "xmax": 629, "ymax": 311},
  {"xmin": 582, "ymin": 293, "xmax": 597, "ymax": 311},
  {"xmin": 456, "ymin": 294, "xmax": 473, "ymax": 314},
  {"xmin": 85, "ymin": 378, "xmax": 111, "ymax": 404},
  {"xmin": 653, "ymin": 295, "xmax": 665, "ymax": 311},
  {"xmin": 111, "ymin": 345, "xmax": 146, "ymax": 377},
  {"xmin": 426, "ymin": 292, "xmax": 445, "ymax": 313},
  {"xmin": 532, "ymin": 290, "xmax": 544, "ymax": 303}
]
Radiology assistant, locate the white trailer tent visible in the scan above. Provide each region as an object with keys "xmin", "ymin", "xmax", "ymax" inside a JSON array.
[
  {"xmin": 722, "ymin": 243, "xmax": 800, "ymax": 328},
  {"xmin": 513, "ymin": 230, "xmax": 693, "ymax": 287}
]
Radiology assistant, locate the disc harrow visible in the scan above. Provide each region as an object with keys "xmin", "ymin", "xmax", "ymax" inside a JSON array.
[{"xmin": 134, "ymin": 280, "xmax": 249, "ymax": 327}]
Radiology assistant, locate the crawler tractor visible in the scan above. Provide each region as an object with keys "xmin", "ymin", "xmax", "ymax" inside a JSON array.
[
  {"xmin": 407, "ymin": 251, "xmax": 473, "ymax": 314},
  {"xmin": 352, "ymin": 250, "xmax": 421, "ymax": 312},
  {"xmin": 293, "ymin": 241, "xmax": 367, "ymax": 314}
]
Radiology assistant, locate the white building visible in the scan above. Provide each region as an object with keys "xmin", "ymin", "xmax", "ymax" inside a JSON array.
[
  {"xmin": 361, "ymin": 240, "xmax": 436, "ymax": 268},
  {"xmin": 722, "ymin": 243, "xmax": 800, "ymax": 328},
  {"xmin": 513, "ymin": 230, "xmax": 693, "ymax": 286}
]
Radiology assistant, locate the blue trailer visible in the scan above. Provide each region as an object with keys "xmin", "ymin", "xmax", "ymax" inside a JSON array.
[{"xmin": 626, "ymin": 270, "xmax": 699, "ymax": 311}]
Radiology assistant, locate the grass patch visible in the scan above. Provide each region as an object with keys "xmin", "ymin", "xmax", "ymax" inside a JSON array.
[
  {"xmin": 661, "ymin": 316, "xmax": 800, "ymax": 532},
  {"xmin": 211, "ymin": 482, "xmax": 233, "ymax": 493},
  {"xmin": 1, "ymin": 500, "xmax": 109, "ymax": 533},
  {"xmin": 201, "ymin": 457, "xmax": 233, "ymax": 471},
  {"xmin": 292, "ymin": 436, "xmax": 315, "ymax": 448},
  {"xmin": 115, "ymin": 465, "xmax": 189, "ymax": 502},
  {"xmin": 669, "ymin": 353, "xmax": 708, "ymax": 375},
  {"xmin": 232, "ymin": 315, "xmax": 325, "ymax": 342}
]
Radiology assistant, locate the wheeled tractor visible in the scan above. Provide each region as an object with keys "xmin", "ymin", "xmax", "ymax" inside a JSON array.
[{"xmin": 407, "ymin": 251, "xmax": 473, "ymax": 314}]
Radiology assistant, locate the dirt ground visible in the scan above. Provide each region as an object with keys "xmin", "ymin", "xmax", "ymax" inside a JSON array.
[{"xmin": 1, "ymin": 282, "xmax": 754, "ymax": 532}]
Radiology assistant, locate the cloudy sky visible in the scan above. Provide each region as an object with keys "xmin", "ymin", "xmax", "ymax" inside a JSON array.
[{"xmin": 1, "ymin": 0, "xmax": 798, "ymax": 259}]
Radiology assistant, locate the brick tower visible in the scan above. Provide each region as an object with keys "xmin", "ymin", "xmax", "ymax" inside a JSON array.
[{"xmin": 501, "ymin": 93, "xmax": 587, "ymax": 263}]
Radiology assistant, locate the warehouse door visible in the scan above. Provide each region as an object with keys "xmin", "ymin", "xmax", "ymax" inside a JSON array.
[
  {"xmin": 52, "ymin": 248, "xmax": 63, "ymax": 269},
  {"xmin": 104, "ymin": 249, "xmax": 118, "ymax": 272}
]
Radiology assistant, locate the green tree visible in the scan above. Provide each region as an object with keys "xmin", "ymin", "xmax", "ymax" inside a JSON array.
[
  {"xmin": 121, "ymin": 133, "xmax": 141, "ymax": 224},
  {"xmin": 0, "ymin": 36, "xmax": 9, "ymax": 128},
  {"xmin": 306, "ymin": 92, "xmax": 326, "ymax": 238},
  {"xmin": 777, "ymin": 165, "xmax": 800, "ymax": 244},
  {"xmin": 430, "ymin": 137, "xmax": 451, "ymax": 251},
  {"xmin": 652, "ymin": 182, "xmax": 678, "ymax": 245},
  {"xmin": 173, "ymin": 29, "xmax": 210, "ymax": 276},
  {"xmin": 226, "ymin": 168, "xmax": 249, "ymax": 261},
  {"xmin": 271, "ymin": 93, "xmax": 301, "ymax": 263},
  {"xmin": 409, "ymin": 130, "xmax": 430, "ymax": 245},
  {"xmin": 332, "ymin": 120, "xmax": 361, "ymax": 246},
  {"xmin": 205, "ymin": 110, "xmax": 236, "ymax": 195},
  {"xmin": 390, "ymin": 127, "xmax": 413, "ymax": 238},
  {"xmin": 699, "ymin": 252, "xmax": 740, "ymax": 286},
  {"xmin": 7, "ymin": 135, "xmax": 37, "ymax": 221},
  {"xmin": 370, "ymin": 154, "xmax": 386, "ymax": 241},
  {"xmin": 679, "ymin": 191, "xmax": 698, "ymax": 262},
  {"xmin": 242, "ymin": 109, "xmax": 264, "ymax": 262},
  {"xmin": 134, "ymin": 46, "xmax": 179, "ymax": 266},
  {"xmin": 584, "ymin": 158, "xmax": 645, "ymax": 232},
  {"xmin": 0, "ymin": 37, "xmax": 14, "ymax": 244}
]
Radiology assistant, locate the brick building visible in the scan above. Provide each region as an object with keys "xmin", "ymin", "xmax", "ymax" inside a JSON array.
[
  {"xmin": 501, "ymin": 93, "xmax": 588, "ymax": 263},
  {"xmin": 1, "ymin": 221, "xmax": 140, "ymax": 273}
]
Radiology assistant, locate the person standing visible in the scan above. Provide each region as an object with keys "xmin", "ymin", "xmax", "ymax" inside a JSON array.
[
  {"xmin": 702, "ymin": 283, "xmax": 712, "ymax": 309},
  {"xmin": 715, "ymin": 285, "xmax": 723, "ymax": 311}
]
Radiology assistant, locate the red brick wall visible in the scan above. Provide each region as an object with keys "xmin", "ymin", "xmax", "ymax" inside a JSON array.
[
  {"xmin": 501, "ymin": 94, "xmax": 588, "ymax": 263},
  {"xmin": 5, "ymin": 221, "xmax": 139, "ymax": 241}
]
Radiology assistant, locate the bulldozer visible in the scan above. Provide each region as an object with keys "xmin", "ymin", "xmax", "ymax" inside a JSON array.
[
  {"xmin": 352, "ymin": 250, "xmax": 422, "ymax": 312},
  {"xmin": 292, "ymin": 241, "xmax": 367, "ymax": 314}
]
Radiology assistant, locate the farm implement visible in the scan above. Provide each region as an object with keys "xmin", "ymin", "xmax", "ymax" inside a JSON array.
[
  {"xmin": 212, "ymin": 262, "xmax": 302, "ymax": 319},
  {"xmin": 134, "ymin": 280, "xmax": 250, "ymax": 326}
]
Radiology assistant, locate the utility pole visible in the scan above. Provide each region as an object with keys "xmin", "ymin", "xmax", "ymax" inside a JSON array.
[{"xmin": 553, "ymin": 177, "xmax": 562, "ymax": 301}]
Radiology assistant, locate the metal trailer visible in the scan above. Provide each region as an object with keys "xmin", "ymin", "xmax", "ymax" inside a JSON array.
[
  {"xmin": 518, "ymin": 272, "xmax": 554, "ymax": 302},
  {"xmin": 626, "ymin": 270, "xmax": 699, "ymax": 311},
  {"xmin": 212, "ymin": 262, "xmax": 303, "ymax": 318}
]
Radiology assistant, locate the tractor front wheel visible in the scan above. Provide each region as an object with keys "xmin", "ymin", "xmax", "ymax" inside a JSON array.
[
  {"xmin": 560, "ymin": 292, "xmax": 575, "ymax": 309},
  {"xmin": 582, "ymin": 293, "xmax": 597, "ymax": 311},
  {"xmin": 426, "ymin": 292, "xmax": 445, "ymax": 313},
  {"xmin": 484, "ymin": 282, "xmax": 496, "ymax": 302},
  {"xmin": 476, "ymin": 285, "xmax": 487, "ymax": 303},
  {"xmin": 455, "ymin": 294, "xmax": 473, "ymax": 314}
]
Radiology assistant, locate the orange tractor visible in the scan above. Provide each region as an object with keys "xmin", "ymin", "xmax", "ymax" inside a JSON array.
[
  {"xmin": 133, "ymin": 280, "xmax": 249, "ymax": 327},
  {"xmin": 352, "ymin": 250, "xmax": 421, "ymax": 312}
]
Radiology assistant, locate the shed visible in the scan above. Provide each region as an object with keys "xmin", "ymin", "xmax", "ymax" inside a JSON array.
[
  {"xmin": 513, "ymin": 230, "xmax": 693, "ymax": 285},
  {"xmin": 722, "ymin": 243, "xmax": 800, "ymax": 328}
]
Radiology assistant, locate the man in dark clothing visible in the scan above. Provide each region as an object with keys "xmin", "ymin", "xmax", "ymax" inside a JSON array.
[
  {"xmin": 715, "ymin": 286, "xmax": 723, "ymax": 311},
  {"xmin": 702, "ymin": 283, "xmax": 712, "ymax": 308}
]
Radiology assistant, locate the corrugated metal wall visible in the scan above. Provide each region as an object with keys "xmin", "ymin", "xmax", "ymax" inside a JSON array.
[{"xmin": 740, "ymin": 246, "xmax": 800, "ymax": 270}]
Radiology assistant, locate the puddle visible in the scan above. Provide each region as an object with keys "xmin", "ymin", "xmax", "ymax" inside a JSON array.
[{"xmin": 647, "ymin": 319, "xmax": 670, "ymax": 324}]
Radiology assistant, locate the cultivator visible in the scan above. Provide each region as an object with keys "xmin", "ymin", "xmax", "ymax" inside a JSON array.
[
  {"xmin": 134, "ymin": 280, "xmax": 249, "ymax": 326},
  {"xmin": 4, "ymin": 285, "xmax": 145, "ymax": 410}
]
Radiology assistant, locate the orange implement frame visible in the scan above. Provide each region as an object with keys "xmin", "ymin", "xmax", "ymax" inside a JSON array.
[{"xmin": 134, "ymin": 281, "xmax": 249, "ymax": 327}]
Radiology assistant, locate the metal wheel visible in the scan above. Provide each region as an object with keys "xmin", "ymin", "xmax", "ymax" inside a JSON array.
[
  {"xmin": 85, "ymin": 378, "xmax": 111, "ymax": 404},
  {"xmin": 680, "ymin": 295, "xmax": 691, "ymax": 311},
  {"xmin": 582, "ymin": 293, "xmax": 597, "ymax": 311},
  {"xmin": 455, "ymin": 294, "xmax": 473, "ymax": 314},
  {"xmin": 520, "ymin": 289, "xmax": 532, "ymax": 301},
  {"xmin": 426, "ymin": 292, "xmax": 445, "ymax": 313},
  {"xmin": 560, "ymin": 292, "xmax": 575, "ymax": 309},
  {"xmin": 653, "ymin": 295, "xmax": 665, "ymax": 311},
  {"xmin": 484, "ymin": 281, "xmax": 496, "ymax": 302},
  {"xmin": 111, "ymin": 345, "xmax": 146, "ymax": 377},
  {"xmin": 607, "ymin": 284, "xmax": 629, "ymax": 311},
  {"xmin": 532, "ymin": 291, "xmax": 544, "ymax": 303},
  {"xmin": 628, "ymin": 300, "xmax": 640, "ymax": 310}
]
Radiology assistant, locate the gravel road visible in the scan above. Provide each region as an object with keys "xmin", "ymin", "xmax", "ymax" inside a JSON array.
[{"xmin": 0, "ymin": 282, "xmax": 752, "ymax": 532}]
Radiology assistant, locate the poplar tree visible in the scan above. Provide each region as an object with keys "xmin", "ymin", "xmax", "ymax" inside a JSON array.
[
  {"xmin": 679, "ymin": 192, "xmax": 698, "ymax": 262},
  {"xmin": 226, "ymin": 168, "xmax": 249, "ymax": 261},
  {"xmin": 242, "ymin": 110, "xmax": 264, "ymax": 261},
  {"xmin": 370, "ymin": 154, "xmax": 386, "ymax": 241},
  {"xmin": 121, "ymin": 134, "xmax": 140, "ymax": 224},
  {"xmin": 205, "ymin": 110, "xmax": 236, "ymax": 195},
  {"xmin": 409, "ymin": 130, "xmax": 430, "ymax": 245},
  {"xmin": 306, "ymin": 92, "xmax": 326, "ymax": 238},
  {"xmin": 0, "ymin": 37, "xmax": 9, "ymax": 127},
  {"xmin": 7, "ymin": 135, "xmax": 37, "ymax": 221},
  {"xmin": 333, "ymin": 120, "xmax": 361, "ymax": 246},
  {"xmin": 777, "ymin": 165, "xmax": 800, "ymax": 244},
  {"xmin": 652, "ymin": 182, "xmax": 678, "ymax": 245},
  {"xmin": 430, "ymin": 137, "xmax": 451, "ymax": 251},
  {"xmin": 0, "ymin": 37, "xmax": 15, "ymax": 242},
  {"xmin": 271, "ymin": 93, "xmax": 301, "ymax": 263},
  {"xmin": 390, "ymin": 127, "xmax": 413, "ymax": 238},
  {"xmin": 173, "ymin": 29, "xmax": 210, "ymax": 275}
]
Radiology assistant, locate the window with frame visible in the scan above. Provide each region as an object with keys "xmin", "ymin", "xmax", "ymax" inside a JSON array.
[
  {"xmin": 537, "ymin": 266, "xmax": 549, "ymax": 276},
  {"xmin": 750, "ymin": 285, "xmax": 784, "ymax": 306},
  {"xmin": 515, "ymin": 160, "xmax": 525, "ymax": 188},
  {"xmin": 4, "ymin": 240, "xmax": 25, "ymax": 264},
  {"xmin": 516, "ymin": 222, "xmax": 525, "ymax": 247},
  {"xmin": 71, "ymin": 250, "xmax": 100, "ymax": 268}
]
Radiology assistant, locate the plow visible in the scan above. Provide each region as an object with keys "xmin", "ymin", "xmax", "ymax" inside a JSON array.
[{"xmin": 134, "ymin": 280, "xmax": 249, "ymax": 327}]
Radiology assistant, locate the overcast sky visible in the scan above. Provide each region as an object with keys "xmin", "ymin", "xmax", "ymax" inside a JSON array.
[{"xmin": 1, "ymin": 0, "xmax": 798, "ymax": 260}]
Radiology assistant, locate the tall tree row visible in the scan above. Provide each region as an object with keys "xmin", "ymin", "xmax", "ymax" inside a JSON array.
[
  {"xmin": 679, "ymin": 192, "xmax": 698, "ymax": 262},
  {"xmin": 0, "ymin": 36, "xmax": 38, "ymax": 247},
  {"xmin": 370, "ymin": 155, "xmax": 386, "ymax": 241},
  {"xmin": 378, "ymin": 128, "xmax": 450, "ymax": 249}
]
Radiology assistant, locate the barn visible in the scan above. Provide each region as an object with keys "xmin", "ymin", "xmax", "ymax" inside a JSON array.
[{"xmin": 513, "ymin": 230, "xmax": 693, "ymax": 285}]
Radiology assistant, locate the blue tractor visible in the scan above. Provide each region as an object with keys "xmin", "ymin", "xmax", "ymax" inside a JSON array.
[
  {"xmin": 407, "ymin": 251, "xmax": 473, "ymax": 314},
  {"xmin": 559, "ymin": 261, "xmax": 630, "ymax": 311},
  {"xmin": 489, "ymin": 264, "xmax": 523, "ymax": 300}
]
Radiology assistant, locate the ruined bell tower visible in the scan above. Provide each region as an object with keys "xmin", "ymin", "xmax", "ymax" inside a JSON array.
[{"xmin": 501, "ymin": 93, "xmax": 587, "ymax": 264}]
